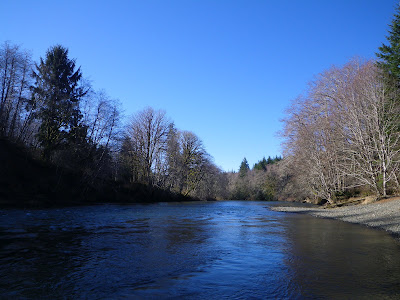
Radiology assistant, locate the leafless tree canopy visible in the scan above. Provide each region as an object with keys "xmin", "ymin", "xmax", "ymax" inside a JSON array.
[
  {"xmin": 0, "ymin": 42, "xmax": 35, "ymax": 143},
  {"xmin": 125, "ymin": 107, "xmax": 170, "ymax": 185},
  {"xmin": 282, "ymin": 59, "xmax": 400, "ymax": 202},
  {"xmin": 121, "ymin": 108, "xmax": 225, "ymax": 199}
]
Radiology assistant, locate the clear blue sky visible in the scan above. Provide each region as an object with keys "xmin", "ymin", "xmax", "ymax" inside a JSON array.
[{"xmin": 1, "ymin": 0, "xmax": 397, "ymax": 171}]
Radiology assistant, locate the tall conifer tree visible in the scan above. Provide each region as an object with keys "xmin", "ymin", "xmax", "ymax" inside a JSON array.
[
  {"xmin": 239, "ymin": 157, "xmax": 250, "ymax": 177},
  {"xmin": 377, "ymin": 4, "xmax": 400, "ymax": 80},
  {"xmin": 31, "ymin": 45, "xmax": 87, "ymax": 159}
]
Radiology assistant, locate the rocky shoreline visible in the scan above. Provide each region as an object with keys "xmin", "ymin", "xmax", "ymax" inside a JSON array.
[{"xmin": 271, "ymin": 198, "xmax": 400, "ymax": 241}]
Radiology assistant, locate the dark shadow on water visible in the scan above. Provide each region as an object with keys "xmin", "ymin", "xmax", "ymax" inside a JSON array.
[{"xmin": 283, "ymin": 214, "xmax": 400, "ymax": 299}]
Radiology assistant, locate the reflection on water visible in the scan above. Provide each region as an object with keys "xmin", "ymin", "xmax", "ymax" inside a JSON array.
[
  {"xmin": 284, "ymin": 216, "xmax": 400, "ymax": 299},
  {"xmin": 0, "ymin": 201, "xmax": 399, "ymax": 299}
]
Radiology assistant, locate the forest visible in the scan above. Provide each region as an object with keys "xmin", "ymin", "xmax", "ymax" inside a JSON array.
[
  {"xmin": 2, "ymin": 5, "xmax": 400, "ymax": 206},
  {"xmin": 0, "ymin": 43, "xmax": 227, "ymax": 204},
  {"xmin": 278, "ymin": 5, "xmax": 400, "ymax": 204},
  {"xmin": 0, "ymin": 41, "xmax": 289, "ymax": 205}
]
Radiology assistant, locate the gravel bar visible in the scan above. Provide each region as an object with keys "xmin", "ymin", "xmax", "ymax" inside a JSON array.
[{"xmin": 271, "ymin": 199, "xmax": 400, "ymax": 241}]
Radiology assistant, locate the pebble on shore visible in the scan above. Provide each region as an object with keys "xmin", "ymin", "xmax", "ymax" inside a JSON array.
[{"xmin": 271, "ymin": 198, "xmax": 400, "ymax": 241}]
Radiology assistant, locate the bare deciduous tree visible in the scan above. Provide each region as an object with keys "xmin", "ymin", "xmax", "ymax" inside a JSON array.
[
  {"xmin": 126, "ymin": 107, "xmax": 171, "ymax": 185},
  {"xmin": 336, "ymin": 61, "xmax": 400, "ymax": 197},
  {"xmin": 81, "ymin": 90, "xmax": 122, "ymax": 180},
  {"xmin": 282, "ymin": 59, "xmax": 400, "ymax": 202},
  {"xmin": 180, "ymin": 130, "xmax": 208, "ymax": 196},
  {"xmin": 164, "ymin": 123, "xmax": 183, "ymax": 191},
  {"xmin": 0, "ymin": 41, "xmax": 34, "ymax": 142}
]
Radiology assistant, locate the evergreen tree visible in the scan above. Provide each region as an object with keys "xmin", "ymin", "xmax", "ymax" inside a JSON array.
[
  {"xmin": 31, "ymin": 45, "xmax": 87, "ymax": 160},
  {"xmin": 377, "ymin": 4, "xmax": 400, "ymax": 80},
  {"xmin": 239, "ymin": 157, "xmax": 250, "ymax": 177},
  {"xmin": 253, "ymin": 157, "xmax": 267, "ymax": 171}
]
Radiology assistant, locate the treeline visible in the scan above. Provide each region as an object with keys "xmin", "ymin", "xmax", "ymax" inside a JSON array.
[
  {"xmin": 227, "ymin": 4, "xmax": 400, "ymax": 204},
  {"xmin": 226, "ymin": 156, "xmax": 286, "ymax": 200},
  {"xmin": 3, "ymin": 4, "xmax": 399, "ymax": 205},
  {"xmin": 280, "ymin": 5, "xmax": 400, "ymax": 204},
  {"xmin": 0, "ymin": 42, "xmax": 226, "ymax": 203}
]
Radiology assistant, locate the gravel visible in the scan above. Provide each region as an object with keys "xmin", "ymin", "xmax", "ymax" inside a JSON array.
[{"xmin": 271, "ymin": 199, "xmax": 400, "ymax": 241}]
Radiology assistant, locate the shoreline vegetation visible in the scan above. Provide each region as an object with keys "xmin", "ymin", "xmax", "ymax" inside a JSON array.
[
  {"xmin": 271, "ymin": 198, "xmax": 400, "ymax": 241},
  {"xmin": 3, "ymin": 6, "xmax": 400, "ymax": 208},
  {"xmin": 0, "ymin": 42, "xmax": 292, "ymax": 207},
  {"xmin": 0, "ymin": 137, "xmax": 194, "ymax": 208},
  {"xmin": 0, "ymin": 43, "xmax": 230, "ymax": 206}
]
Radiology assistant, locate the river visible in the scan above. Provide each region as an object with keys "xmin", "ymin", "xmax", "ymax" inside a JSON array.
[{"xmin": 1, "ymin": 201, "xmax": 400, "ymax": 299}]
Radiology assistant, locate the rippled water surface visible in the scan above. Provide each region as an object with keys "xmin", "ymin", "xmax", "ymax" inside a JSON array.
[{"xmin": 1, "ymin": 201, "xmax": 400, "ymax": 299}]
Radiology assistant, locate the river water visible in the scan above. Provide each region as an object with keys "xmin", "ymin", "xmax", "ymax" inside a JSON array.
[{"xmin": 1, "ymin": 201, "xmax": 400, "ymax": 299}]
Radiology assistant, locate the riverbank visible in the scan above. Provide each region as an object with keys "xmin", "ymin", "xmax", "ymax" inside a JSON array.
[
  {"xmin": 271, "ymin": 198, "xmax": 400, "ymax": 240},
  {"xmin": 0, "ymin": 138, "xmax": 194, "ymax": 208}
]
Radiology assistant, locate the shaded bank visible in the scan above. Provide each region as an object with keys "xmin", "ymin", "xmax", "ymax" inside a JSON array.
[
  {"xmin": 0, "ymin": 138, "xmax": 193, "ymax": 208},
  {"xmin": 271, "ymin": 198, "xmax": 400, "ymax": 241}
]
